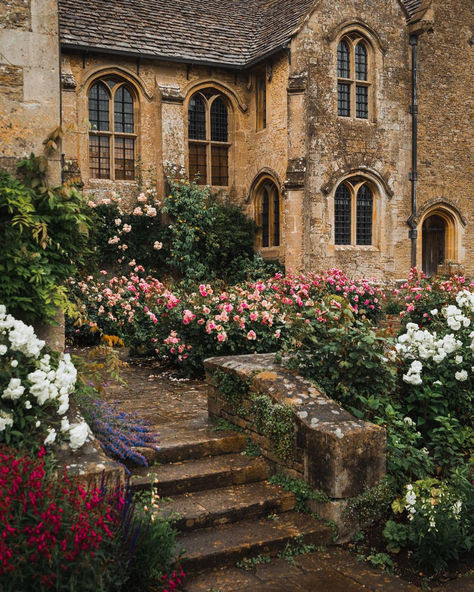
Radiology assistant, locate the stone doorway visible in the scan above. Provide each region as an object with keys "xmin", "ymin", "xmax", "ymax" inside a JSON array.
[{"xmin": 422, "ymin": 214, "xmax": 446, "ymax": 276}]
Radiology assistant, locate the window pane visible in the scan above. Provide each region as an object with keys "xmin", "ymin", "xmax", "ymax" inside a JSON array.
[
  {"xmin": 114, "ymin": 86, "xmax": 134, "ymax": 133},
  {"xmin": 210, "ymin": 97, "xmax": 228, "ymax": 142},
  {"xmin": 335, "ymin": 183, "xmax": 351, "ymax": 244},
  {"xmin": 337, "ymin": 40, "xmax": 350, "ymax": 78},
  {"xmin": 89, "ymin": 135, "xmax": 110, "ymax": 178},
  {"xmin": 115, "ymin": 137, "xmax": 135, "ymax": 180},
  {"xmin": 356, "ymin": 85, "xmax": 368, "ymax": 119},
  {"xmin": 338, "ymin": 83, "xmax": 350, "ymax": 117},
  {"xmin": 188, "ymin": 95, "xmax": 206, "ymax": 140},
  {"xmin": 262, "ymin": 189, "xmax": 269, "ymax": 248},
  {"xmin": 211, "ymin": 145, "xmax": 228, "ymax": 186},
  {"xmin": 356, "ymin": 184, "xmax": 373, "ymax": 245},
  {"xmin": 273, "ymin": 190, "xmax": 280, "ymax": 246},
  {"xmin": 89, "ymin": 83, "xmax": 109, "ymax": 131},
  {"xmin": 355, "ymin": 43, "xmax": 368, "ymax": 81},
  {"xmin": 189, "ymin": 142, "xmax": 207, "ymax": 184}
]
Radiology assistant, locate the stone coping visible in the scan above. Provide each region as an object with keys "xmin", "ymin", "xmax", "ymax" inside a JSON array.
[{"xmin": 204, "ymin": 353, "xmax": 386, "ymax": 499}]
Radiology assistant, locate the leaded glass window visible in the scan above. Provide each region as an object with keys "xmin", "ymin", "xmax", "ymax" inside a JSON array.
[
  {"xmin": 336, "ymin": 35, "xmax": 371, "ymax": 120},
  {"xmin": 255, "ymin": 180, "xmax": 281, "ymax": 250},
  {"xmin": 335, "ymin": 183, "xmax": 351, "ymax": 244},
  {"xmin": 356, "ymin": 185, "xmax": 373, "ymax": 245},
  {"xmin": 88, "ymin": 79, "xmax": 136, "ymax": 180},
  {"xmin": 188, "ymin": 89, "xmax": 230, "ymax": 186},
  {"xmin": 334, "ymin": 180, "xmax": 374, "ymax": 246}
]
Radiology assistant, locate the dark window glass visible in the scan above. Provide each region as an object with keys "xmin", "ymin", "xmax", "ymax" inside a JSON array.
[
  {"xmin": 262, "ymin": 188, "xmax": 270, "ymax": 247},
  {"xmin": 338, "ymin": 83, "xmax": 350, "ymax": 117},
  {"xmin": 256, "ymin": 75, "xmax": 266, "ymax": 130},
  {"xmin": 189, "ymin": 142, "xmax": 207, "ymax": 184},
  {"xmin": 356, "ymin": 184, "xmax": 373, "ymax": 245},
  {"xmin": 355, "ymin": 43, "xmax": 368, "ymax": 81},
  {"xmin": 273, "ymin": 190, "xmax": 280, "ymax": 246},
  {"xmin": 210, "ymin": 97, "xmax": 228, "ymax": 142},
  {"xmin": 356, "ymin": 85, "xmax": 368, "ymax": 119},
  {"xmin": 337, "ymin": 40, "xmax": 350, "ymax": 78},
  {"xmin": 89, "ymin": 135, "xmax": 110, "ymax": 179},
  {"xmin": 89, "ymin": 83, "xmax": 109, "ymax": 131},
  {"xmin": 335, "ymin": 183, "xmax": 351, "ymax": 244},
  {"xmin": 114, "ymin": 137, "xmax": 135, "ymax": 180},
  {"xmin": 211, "ymin": 145, "xmax": 228, "ymax": 185},
  {"xmin": 114, "ymin": 86, "xmax": 134, "ymax": 133},
  {"xmin": 188, "ymin": 95, "xmax": 206, "ymax": 140}
]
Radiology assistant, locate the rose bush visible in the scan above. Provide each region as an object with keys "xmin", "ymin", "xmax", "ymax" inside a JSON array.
[{"xmin": 0, "ymin": 305, "xmax": 89, "ymax": 451}]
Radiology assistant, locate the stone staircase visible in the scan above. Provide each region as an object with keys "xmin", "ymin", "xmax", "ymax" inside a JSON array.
[{"xmin": 129, "ymin": 417, "xmax": 332, "ymax": 575}]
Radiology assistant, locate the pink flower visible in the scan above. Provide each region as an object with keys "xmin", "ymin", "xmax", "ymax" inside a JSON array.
[{"xmin": 246, "ymin": 330, "xmax": 256, "ymax": 340}]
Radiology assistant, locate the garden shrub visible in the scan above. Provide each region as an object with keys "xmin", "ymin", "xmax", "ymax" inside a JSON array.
[
  {"xmin": 0, "ymin": 155, "xmax": 92, "ymax": 323},
  {"xmin": 384, "ymin": 471, "xmax": 473, "ymax": 572},
  {"xmin": 0, "ymin": 305, "xmax": 89, "ymax": 452},
  {"xmin": 0, "ymin": 446, "xmax": 125, "ymax": 591}
]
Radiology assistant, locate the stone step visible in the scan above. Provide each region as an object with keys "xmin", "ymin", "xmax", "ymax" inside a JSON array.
[
  {"xmin": 130, "ymin": 453, "xmax": 271, "ymax": 497},
  {"xmin": 132, "ymin": 417, "xmax": 246, "ymax": 465},
  {"xmin": 179, "ymin": 511, "xmax": 332, "ymax": 573},
  {"xmin": 160, "ymin": 481, "xmax": 296, "ymax": 532}
]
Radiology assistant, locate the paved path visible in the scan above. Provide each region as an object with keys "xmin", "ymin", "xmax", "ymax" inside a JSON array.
[{"xmin": 88, "ymin": 353, "xmax": 473, "ymax": 592}]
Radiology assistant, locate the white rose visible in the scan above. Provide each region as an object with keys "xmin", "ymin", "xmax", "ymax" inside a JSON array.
[
  {"xmin": 44, "ymin": 428, "xmax": 57, "ymax": 446},
  {"xmin": 69, "ymin": 422, "xmax": 89, "ymax": 450},
  {"xmin": 2, "ymin": 377, "xmax": 25, "ymax": 400},
  {"xmin": 455, "ymin": 370, "xmax": 468, "ymax": 382}
]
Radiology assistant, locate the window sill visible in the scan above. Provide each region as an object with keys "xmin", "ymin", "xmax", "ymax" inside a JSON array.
[
  {"xmin": 88, "ymin": 178, "xmax": 136, "ymax": 185},
  {"xmin": 257, "ymin": 246, "xmax": 282, "ymax": 259},
  {"xmin": 334, "ymin": 244, "xmax": 379, "ymax": 252}
]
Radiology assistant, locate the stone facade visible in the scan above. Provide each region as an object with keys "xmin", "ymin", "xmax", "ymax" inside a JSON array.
[
  {"xmin": 1, "ymin": 0, "xmax": 471, "ymax": 279},
  {"xmin": 0, "ymin": 0, "xmax": 61, "ymax": 183}
]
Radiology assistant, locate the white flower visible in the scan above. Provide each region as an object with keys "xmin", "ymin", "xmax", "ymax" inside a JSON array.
[
  {"xmin": 35, "ymin": 420, "xmax": 41, "ymax": 427},
  {"xmin": 0, "ymin": 345, "xmax": 7, "ymax": 355},
  {"xmin": 0, "ymin": 410, "xmax": 13, "ymax": 431},
  {"xmin": 68, "ymin": 421, "xmax": 90, "ymax": 450},
  {"xmin": 455, "ymin": 370, "xmax": 468, "ymax": 382},
  {"xmin": 122, "ymin": 224, "xmax": 132, "ymax": 233},
  {"xmin": 430, "ymin": 309, "xmax": 438, "ymax": 316},
  {"xmin": 44, "ymin": 428, "xmax": 57, "ymax": 446},
  {"xmin": 114, "ymin": 218, "xmax": 122, "ymax": 226},
  {"xmin": 455, "ymin": 355, "xmax": 463, "ymax": 365},
  {"xmin": 2, "ymin": 377, "xmax": 25, "ymax": 400},
  {"xmin": 60, "ymin": 417, "xmax": 70, "ymax": 432},
  {"xmin": 7, "ymin": 318, "xmax": 44, "ymax": 358},
  {"xmin": 452, "ymin": 500, "xmax": 462, "ymax": 518},
  {"xmin": 10, "ymin": 360, "xmax": 18, "ymax": 368},
  {"xmin": 108, "ymin": 236, "xmax": 120, "ymax": 245},
  {"xmin": 153, "ymin": 241, "xmax": 163, "ymax": 250},
  {"xmin": 24, "ymin": 400, "xmax": 32, "ymax": 409},
  {"xmin": 403, "ymin": 417, "xmax": 415, "ymax": 426}
]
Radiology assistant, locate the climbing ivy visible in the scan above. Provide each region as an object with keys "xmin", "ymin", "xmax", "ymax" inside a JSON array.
[
  {"xmin": 211, "ymin": 369, "xmax": 248, "ymax": 415},
  {"xmin": 250, "ymin": 394, "xmax": 295, "ymax": 462}
]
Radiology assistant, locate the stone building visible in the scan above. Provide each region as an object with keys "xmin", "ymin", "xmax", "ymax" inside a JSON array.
[{"xmin": 1, "ymin": 0, "xmax": 472, "ymax": 279}]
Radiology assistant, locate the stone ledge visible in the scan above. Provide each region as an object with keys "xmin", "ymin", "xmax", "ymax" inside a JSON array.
[{"xmin": 204, "ymin": 353, "xmax": 386, "ymax": 499}]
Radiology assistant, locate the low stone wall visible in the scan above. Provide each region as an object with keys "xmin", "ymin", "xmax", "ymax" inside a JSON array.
[{"xmin": 204, "ymin": 353, "xmax": 386, "ymax": 500}]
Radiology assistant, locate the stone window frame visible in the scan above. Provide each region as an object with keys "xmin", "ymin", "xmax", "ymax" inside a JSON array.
[
  {"xmin": 335, "ymin": 27, "xmax": 377, "ymax": 122},
  {"xmin": 332, "ymin": 176, "xmax": 379, "ymax": 248},
  {"xmin": 87, "ymin": 76, "xmax": 140, "ymax": 181},
  {"xmin": 252, "ymin": 175, "xmax": 283, "ymax": 258},
  {"xmin": 255, "ymin": 71, "xmax": 267, "ymax": 131},
  {"xmin": 186, "ymin": 88, "xmax": 233, "ymax": 188}
]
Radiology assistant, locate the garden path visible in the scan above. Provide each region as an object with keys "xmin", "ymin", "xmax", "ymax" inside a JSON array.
[{"xmin": 93, "ymin": 354, "xmax": 473, "ymax": 592}]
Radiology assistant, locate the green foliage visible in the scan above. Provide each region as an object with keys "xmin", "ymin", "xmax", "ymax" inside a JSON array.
[
  {"xmin": 365, "ymin": 552, "xmax": 394, "ymax": 570},
  {"xmin": 210, "ymin": 418, "xmax": 244, "ymax": 433},
  {"xmin": 385, "ymin": 472, "xmax": 473, "ymax": 572},
  {"xmin": 162, "ymin": 178, "xmax": 255, "ymax": 286},
  {"xmin": 344, "ymin": 478, "xmax": 395, "ymax": 530},
  {"xmin": 211, "ymin": 369, "xmax": 249, "ymax": 414},
  {"xmin": 236, "ymin": 554, "xmax": 271, "ymax": 570},
  {"xmin": 277, "ymin": 535, "xmax": 318, "ymax": 564},
  {"xmin": 250, "ymin": 394, "xmax": 295, "ymax": 461},
  {"xmin": 268, "ymin": 473, "xmax": 329, "ymax": 513},
  {"xmin": 0, "ymin": 155, "xmax": 92, "ymax": 323},
  {"xmin": 241, "ymin": 436, "xmax": 261, "ymax": 457}
]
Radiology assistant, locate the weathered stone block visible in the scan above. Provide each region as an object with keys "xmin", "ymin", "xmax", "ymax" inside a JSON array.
[
  {"xmin": 0, "ymin": 64, "xmax": 23, "ymax": 99},
  {"xmin": 205, "ymin": 353, "xmax": 386, "ymax": 500}
]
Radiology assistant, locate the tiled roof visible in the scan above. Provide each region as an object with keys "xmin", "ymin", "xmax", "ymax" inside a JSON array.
[{"xmin": 59, "ymin": 0, "xmax": 424, "ymax": 69}]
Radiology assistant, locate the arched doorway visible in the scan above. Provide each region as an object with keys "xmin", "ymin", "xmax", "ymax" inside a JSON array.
[
  {"xmin": 422, "ymin": 214, "xmax": 446, "ymax": 276},
  {"xmin": 253, "ymin": 178, "xmax": 282, "ymax": 250}
]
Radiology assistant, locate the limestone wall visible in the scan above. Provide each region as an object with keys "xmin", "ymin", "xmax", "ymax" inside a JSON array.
[
  {"xmin": 0, "ymin": 0, "xmax": 61, "ymax": 183},
  {"xmin": 413, "ymin": 0, "xmax": 473, "ymax": 276},
  {"xmin": 61, "ymin": 52, "xmax": 290, "ymax": 261},
  {"xmin": 289, "ymin": 0, "xmax": 413, "ymax": 280}
]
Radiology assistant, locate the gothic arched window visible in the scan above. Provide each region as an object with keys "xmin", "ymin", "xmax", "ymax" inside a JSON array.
[
  {"xmin": 88, "ymin": 78, "xmax": 137, "ymax": 180},
  {"xmin": 337, "ymin": 35, "xmax": 371, "ymax": 119},
  {"xmin": 188, "ymin": 89, "xmax": 230, "ymax": 186},
  {"xmin": 254, "ymin": 179, "xmax": 281, "ymax": 249},
  {"xmin": 335, "ymin": 179, "xmax": 374, "ymax": 245}
]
